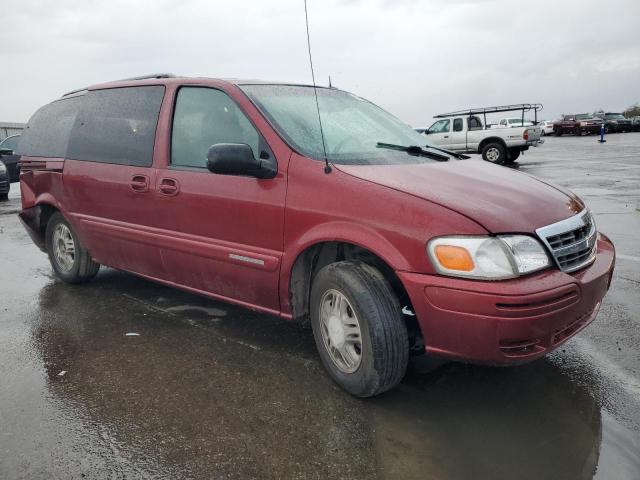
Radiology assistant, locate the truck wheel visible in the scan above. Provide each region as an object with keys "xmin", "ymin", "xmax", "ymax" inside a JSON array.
[
  {"xmin": 575, "ymin": 128, "xmax": 582, "ymax": 136},
  {"xmin": 505, "ymin": 148, "xmax": 521, "ymax": 163},
  {"xmin": 555, "ymin": 129, "xmax": 563, "ymax": 137},
  {"xmin": 45, "ymin": 212, "xmax": 100, "ymax": 284},
  {"xmin": 0, "ymin": 193, "xmax": 8, "ymax": 201},
  {"xmin": 310, "ymin": 261, "xmax": 409, "ymax": 397},
  {"xmin": 481, "ymin": 142, "xmax": 506, "ymax": 164}
]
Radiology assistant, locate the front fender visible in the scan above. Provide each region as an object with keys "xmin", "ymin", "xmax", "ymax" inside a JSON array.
[{"xmin": 278, "ymin": 220, "xmax": 413, "ymax": 317}]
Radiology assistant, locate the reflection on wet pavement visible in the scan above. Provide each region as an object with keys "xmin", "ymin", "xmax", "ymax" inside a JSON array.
[{"xmin": 1, "ymin": 134, "xmax": 640, "ymax": 479}]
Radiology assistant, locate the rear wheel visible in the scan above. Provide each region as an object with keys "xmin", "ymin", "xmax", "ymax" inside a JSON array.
[
  {"xmin": 0, "ymin": 193, "xmax": 8, "ymax": 201},
  {"xmin": 45, "ymin": 212, "xmax": 100, "ymax": 284},
  {"xmin": 575, "ymin": 128, "xmax": 582, "ymax": 136},
  {"xmin": 555, "ymin": 129, "xmax": 563, "ymax": 136},
  {"xmin": 540, "ymin": 130, "xmax": 546, "ymax": 136},
  {"xmin": 310, "ymin": 261, "xmax": 409, "ymax": 397},
  {"xmin": 481, "ymin": 142, "xmax": 507, "ymax": 164}
]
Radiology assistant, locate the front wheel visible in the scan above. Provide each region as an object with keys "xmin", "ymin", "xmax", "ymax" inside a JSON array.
[
  {"xmin": 481, "ymin": 142, "xmax": 507, "ymax": 164},
  {"xmin": 310, "ymin": 261, "xmax": 409, "ymax": 397},
  {"xmin": 46, "ymin": 212, "xmax": 100, "ymax": 284}
]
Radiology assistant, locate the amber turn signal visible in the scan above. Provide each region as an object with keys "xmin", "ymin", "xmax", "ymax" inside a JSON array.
[{"xmin": 434, "ymin": 245, "xmax": 475, "ymax": 271}]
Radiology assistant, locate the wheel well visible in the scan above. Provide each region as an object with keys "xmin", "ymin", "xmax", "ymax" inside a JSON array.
[
  {"xmin": 478, "ymin": 137, "xmax": 507, "ymax": 153},
  {"xmin": 289, "ymin": 242, "xmax": 423, "ymax": 350},
  {"xmin": 24, "ymin": 204, "xmax": 58, "ymax": 248}
]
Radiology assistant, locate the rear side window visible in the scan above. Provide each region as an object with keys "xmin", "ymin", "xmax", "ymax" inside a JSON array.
[
  {"xmin": 453, "ymin": 118, "xmax": 463, "ymax": 132},
  {"xmin": 171, "ymin": 87, "xmax": 260, "ymax": 168},
  {"xmin": 17, "ymin": 96, "xmax": 83, "ymax": 158},
  {"xmin": 67, "ymin": 86, "xmax": 164, "ymax": 167}
]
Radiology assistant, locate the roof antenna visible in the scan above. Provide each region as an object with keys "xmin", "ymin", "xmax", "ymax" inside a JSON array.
[
  {"xmin": 328, "ymin": 75, "xmax": 332, "ymax": 88},
  {"xmin": 304, "ymin": 0, "xmax": 331, "ymax": 174}
]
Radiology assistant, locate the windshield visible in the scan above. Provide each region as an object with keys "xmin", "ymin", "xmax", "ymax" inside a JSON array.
[
  {"xmin": 240, "ymin": 84, "xmax": 441, "ymax": 165},
  {"xmin": 605, "ymin": 113, "xmax": 626, "ymax": 120},
  {"xmin": 0, "ymin": 135, "xmax": 20, "ymax": 151}
]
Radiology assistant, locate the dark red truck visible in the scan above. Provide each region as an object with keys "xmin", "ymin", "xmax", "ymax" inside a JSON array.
[
  {"xmin": 17, "ymin": 75, "xmax": 615, "ymax": 397},
  {"xmin": 553, "ymin": 114, "xmax": 601, "ymax": 136}
]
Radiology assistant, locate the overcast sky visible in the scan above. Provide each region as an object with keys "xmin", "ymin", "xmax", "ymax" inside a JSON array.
[{"xmin": 1, "ymin": 0, "xmax": 638, "ymax": 125}]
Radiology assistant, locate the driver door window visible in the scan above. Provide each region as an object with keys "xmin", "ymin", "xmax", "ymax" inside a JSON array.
[
  {"xmin": 171, "ymin": 87, "xmax": 260, "ymax": 168},
  {"xmin": 429, "ymin": 119, "xmax": 450, "ymax": 134}
]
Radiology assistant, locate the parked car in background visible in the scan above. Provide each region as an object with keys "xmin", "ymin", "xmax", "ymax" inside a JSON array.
[
  {"xmin": 553, "ymin": 114, "xmax": 600, "ymax": 136},
  {"xmin": 574, "ymin": 114, "xmax": 602, "ymax": 136},
  {"xmin": 0, "ymin": 160, "xmax": 10, "ymax": 200},
  {"xmin": 17, "ymin": 77, "xmax": 613, "ymax": 397},
  {"xmin": 631, "ymin": 117, "xmax": 640, "ymax": 132},
  {"xmin": 538, "ymin": 120, "xmax": 554, "ymax": 136},
  {"xmin": 423, "ymin": 105, "xmax": 543, "ymax": 164},
  {"xmin": 593, "ymin": 113, "xmax": 633, "ymax": 133},
  {"xmin": 495, "ymin": 117, "xmax": 534, "ymax": 128},
  {"xmin": 0, "ymin": 134, "xmax": 21, "ymax": 182}
]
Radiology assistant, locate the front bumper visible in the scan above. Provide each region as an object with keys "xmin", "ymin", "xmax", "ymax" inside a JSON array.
[
  {"xmin": 579, "ymin": 124, "xmax": 601, "ymax": 133},
  {"xmin": 398, "ymin": 233, "xmax": 615, "ymax": 365}
]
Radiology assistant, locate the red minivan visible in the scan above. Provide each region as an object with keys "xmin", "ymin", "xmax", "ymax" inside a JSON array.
[{"xmin": 17, "ymin": 75, "xmax": 615, "ymax": 397}]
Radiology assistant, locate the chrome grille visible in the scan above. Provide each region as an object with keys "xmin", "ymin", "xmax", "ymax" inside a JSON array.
[{"xmin": 536, "ymin": 210, "xmax": 597, "ymax": 273}]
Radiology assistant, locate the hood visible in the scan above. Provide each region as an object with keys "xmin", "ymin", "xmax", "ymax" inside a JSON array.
[{"xmin": 336, "ymin": 159, "xmax": 584, "ymax": 234}]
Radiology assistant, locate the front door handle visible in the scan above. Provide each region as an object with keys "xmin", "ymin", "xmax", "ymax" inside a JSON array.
[
  {"xmin": 130, "ymin": 174, "xmax": 149, "ymax": 193},
  {"xmin": 159, "ymin": 177, "xmax": 180, "ymax": 196},
  {"xmin": 444, "ymin": 135, "xmax": 449, "ymax": 138}
]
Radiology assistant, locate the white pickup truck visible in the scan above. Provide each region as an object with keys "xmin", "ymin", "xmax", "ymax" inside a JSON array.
[{"xmin": 420, "ymin": 105, "xmax": 544, "ymax": 164}]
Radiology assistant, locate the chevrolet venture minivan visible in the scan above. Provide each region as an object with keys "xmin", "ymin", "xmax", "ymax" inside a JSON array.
[{"xmin": 18, "ymin": 74, "xmax": 615, "ymax": 397}]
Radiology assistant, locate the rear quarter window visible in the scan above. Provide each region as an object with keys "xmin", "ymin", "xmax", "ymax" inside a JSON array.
[
  {"xmin": 17, "ymin": 96, "xmax": 83, "ymax": 158},
  {"xmin": 67, "ymin": 86, "xmax": 165, "ymax": 167}
]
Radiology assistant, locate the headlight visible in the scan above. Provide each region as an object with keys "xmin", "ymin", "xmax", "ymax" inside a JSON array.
[
  {"xmin": 427, "ymin": 235, "xmax": 551, "ymax": 280},
  {"xmin": 0, "ymin": 161, "xmax": 6, "ymax": 173}
]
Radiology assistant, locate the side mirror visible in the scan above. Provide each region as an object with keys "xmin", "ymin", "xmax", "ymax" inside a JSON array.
[{"xmin": 206, "ymin": 143, "xmax": 276, "ymax": 179}]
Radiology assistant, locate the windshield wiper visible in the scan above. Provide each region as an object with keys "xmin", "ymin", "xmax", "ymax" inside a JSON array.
[
  {"xmin": 422, "ymin": 144, "xmax": 470, "ymax": 160},
  {"xmin": 376, "ymin": 142, "xmax": 449, "ymax": 162}
]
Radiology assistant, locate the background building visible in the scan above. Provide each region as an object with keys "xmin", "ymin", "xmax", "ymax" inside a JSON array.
[{"xmin": 0, "ymin": 122, "xmax": 25, "ymax": 141}]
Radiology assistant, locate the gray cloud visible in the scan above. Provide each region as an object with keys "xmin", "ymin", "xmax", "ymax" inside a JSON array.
[{"xmin": 0, "ymin": 0, "xmax": 638, "ymax": 125}]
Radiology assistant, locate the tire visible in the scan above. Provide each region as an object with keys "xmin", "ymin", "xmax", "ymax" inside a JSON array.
[
  {"xmin": 0, "ymin": 193, "xmax": 8, "ymax": 201},
  {"xmin": 505, "ymin": 148, "xmax": 521, "ymax": 164},
  {"xmin": 575, "ymin": 128, "xmax": 582, "ymax": 136},
  {"xmin": 481, "ymin": 142, "xmax": 507, "ymax": 164},
  {"xmin": 555, "ymin": 128, "xmax": 563, "ymax": 136},
  {"xmin": 310, "ymin": 261, "xmax": 409, "ymax": 397},
  {"xmin": 45, "ymin": 211, "xmax": 100, "ymax": 284},
  {"xmin": 540, "ymin": 130, "xmax": 546, "ymax": 136}
]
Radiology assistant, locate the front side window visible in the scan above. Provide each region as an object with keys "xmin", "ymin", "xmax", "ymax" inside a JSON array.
[
  {"xmin": 429, "ymin": 119, "xmax": 450, "ymax": 134},
  {"xmin": 453, "ymin": 118, "xmax": 463, "ymax": 132},
  {"xmin": 171, "ymin": 87, "xmax": 260, "ymax": 168},
  {"xmin": 67, "ymin": 86, "xmax": 164, "ymax": 167}
]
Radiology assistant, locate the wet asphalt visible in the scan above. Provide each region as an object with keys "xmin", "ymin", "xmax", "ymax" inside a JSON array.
[{"xmin": 1, "ymin": 133, "xmax": 639, "ymax": 480}]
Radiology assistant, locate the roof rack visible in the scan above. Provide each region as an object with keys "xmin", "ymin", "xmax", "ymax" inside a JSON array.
[
  {"xmin": 62, "ymin": 73, "xmax": 176, "ymax": 97},
  {"xmin": 434, "ymin": 104, "xmax": 543, "ymax": 118}
]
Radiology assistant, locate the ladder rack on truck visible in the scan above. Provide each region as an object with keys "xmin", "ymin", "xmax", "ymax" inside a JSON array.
[{"xmin": 434, "ymin": 104, "xmax": 544, "ymax": 128}]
